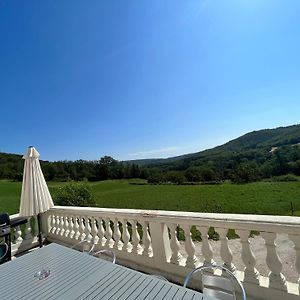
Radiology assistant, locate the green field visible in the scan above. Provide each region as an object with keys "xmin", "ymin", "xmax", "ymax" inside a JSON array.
[{"xmin": 1, "ymin": 179, "xmax": 300, "ymax": 216}]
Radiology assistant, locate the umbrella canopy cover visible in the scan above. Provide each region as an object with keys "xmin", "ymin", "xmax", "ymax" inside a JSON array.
[{"xmin": 19, "ymin": 147, "xmax": 54, "ymax": 217}]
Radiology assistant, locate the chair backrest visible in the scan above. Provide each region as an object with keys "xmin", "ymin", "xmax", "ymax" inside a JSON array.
[
  {"xmin": 92, "ymin": 249, "xmax": 116, "ymax": 264},
  {"xmin": 150, "ymin": 274, "xmax": 169, "ymax": 281},
  {"xmin": 183, "ymin": 265, "xmax": 246, "ymax": 300},
  {"xmin": 71, "ymin": 239, "xmax": 95, "ymax": 254},
  {"xmin": 0, "ymin": 243, "xmax": 8, "ymax": 264}
]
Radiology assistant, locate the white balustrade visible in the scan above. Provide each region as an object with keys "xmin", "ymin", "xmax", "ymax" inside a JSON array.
[
  {"xmin": 97, "ymin": 217, "xmax": 106, "ymax": 246},
  {"xmin": 236, "ymin": 229, "xmax": 259, "ymax": 284},
  {"xmin": 169, "ymin": 223, "xmax": 182, "ymax": 265},
  {"xmin": 216, "ymin": 227, "xmax": 236, "ymax": 272},
  {"xmin": 197, "ymin": 226, "xmax": 214, "ymax": 266},
  {"xmin": 10, "ymin": 214, "xmax": 39, "ymax": 256},
  {"xmin": 113, "ymin": 219, "xmax": 122, "ymax": 250},
  {"xmin": 141, "ymin": 221, "xmax": 152, "ymax": 257},
  {"xmin": 24, "ymin": 219, "xmax": 32, "ymax": 240},
  {"xmin": 261, "ymin": 232, "xmax": 287, "ymax": 290},
  {"xmin": 182, "ymin": 224, "xmax": 197, "ymax": 268},
  {"xmin": 105, "ymin": 218, "xmax": 113, "ymax": 248},
  {"xmin": 122, "ymin": 219, "xmax": 132, "ymax": 252},
  {"xmin": 43, "ymin": 206, "xmax": 300, "ymax": 300}
]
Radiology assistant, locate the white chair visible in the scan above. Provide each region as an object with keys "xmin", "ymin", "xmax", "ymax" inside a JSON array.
[
  {"xmin": 92, "ymin": 249, "xmax": 116, "ymax": 264},
  {"xmin": 71, "ymin": 239, "xmax": 95, "ymax": 254},
  {"xmin": 183, "ymin": 265, "xmax": 246, "ymax": 300}
]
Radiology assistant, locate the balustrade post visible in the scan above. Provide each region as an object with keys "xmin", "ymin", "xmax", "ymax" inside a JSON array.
[
  {"xmin": 79, "ymin": 217, "xmax": 85, "ymax": 241},
  {"xmin": 261, "ymin": 232, "xmax": 286, "ymax": 291},
  {"xmin": 74, "ymin": 216, "xmax": 80, "ymax": 240},
  {"xmin": 182, "ymin": 224, "xmax": 198, "ymax": 268},
  {"xmin": 84, "ymin": 217, "xmax": 92, "ymax": 242},
  {"xmin": 97, "ymin": 218, "xmax": 106, "ymax": 246},
  {"xmin": 121, "ymin": 219, "xmax": 132, "ymax": 252},
  {"xmin": 91, "ymin": 217, "xmax": 99, "ymax": 246},
  {"xmin": 289, "ymin": 233, "xmax": 300, "ymax": 292},
  {"xmin": 236, "ymin": 229, "xmax": 259, "ymax": 284},
  {"xmin": 141, "ymin": 221, "xmax": 152, "ymax": 257},
  {"xmin": 50, "ymin": 214, "xmax": 56, "ymax": 235},
  {"xmin": 55, "ymin": 214, "xmax": 60, "ymax": 236},
  {"xmin": 130, "ymin": 220, "xmax": 142, "ymax": 254},
  {"xmin": 15, "ymin": 226, "xmax": 23, "ymax": 243},
  {"xmin": 59, "ymin": 215, "xmax": 65, "ymax": 237},
  {"xmin": 105, "ymin": 218, "xmax": 113, "ymax": 248},
  {"xmin": 148, "ymin": 221, "xmax": 171, "ymax": 266},
  {"xmin": 169, "ymin": 223, "xmax": 182, "ymax": 265},
  {"xmin": 113, "ymin": 220, "xmax": 122, "ymax": 250},
  {"xmin": 197, "ymin": 226, "xmax": 214, "ymax": 266},
  {"xmin": 216, "ymin": 227, "xmax": 236, "ymax": 272},
  {"xmin": 68, "ymin": 215, "xmax": 75, "ymax": 240},
  {"xmin": 63, "ymin": 215, "xmax": 70, "ymax": 239},
  {"xmin": 25, "ymin": 218, "xmax": 33, "ymax": 240}
]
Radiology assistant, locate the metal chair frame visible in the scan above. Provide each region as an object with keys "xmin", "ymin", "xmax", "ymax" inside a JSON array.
[
  {"xmin": 92, "ymin": 249, "xmax": 116, "ymax": 264},
  {"xmin": 150, "ymin": 274, "xmax": 168, "ymax": 281},
  {"xmin": 0, "ymin": 242, "xmax": 8, "ymax": 263},
  {"xmin": 183, "ymin": 265, "xmax": 246, "ymax": 300},
  {"xmin": 71, "ymin": 239, "xmax": 95, "ymax": 254}
]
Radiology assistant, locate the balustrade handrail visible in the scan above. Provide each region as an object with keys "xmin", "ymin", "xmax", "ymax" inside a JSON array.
[{"xmin": 49, "ymin": 206, "xmax": 300, "ymax": 234}]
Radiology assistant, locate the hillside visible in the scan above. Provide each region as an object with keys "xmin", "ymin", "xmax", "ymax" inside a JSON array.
[
  {"xmin": 130, "ymin": 125, "xmax": 300, "ymax": 166},
  {"xmin": 129, "ymin": 124, "xmax": 300, "ymax": 183},
  {"xmin": 1, "ymin": 124, "xmax": 300, "ymax": 183}
]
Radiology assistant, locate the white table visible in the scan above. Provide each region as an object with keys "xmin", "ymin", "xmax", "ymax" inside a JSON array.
[{"xmin": 0, "ymin": 243, "xmax": 212, "ymax": 299}]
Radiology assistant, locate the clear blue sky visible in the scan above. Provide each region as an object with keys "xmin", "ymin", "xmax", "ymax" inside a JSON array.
[{"xmin": 1, "ymin": 1, "xmax": 300, "ymax": 161}]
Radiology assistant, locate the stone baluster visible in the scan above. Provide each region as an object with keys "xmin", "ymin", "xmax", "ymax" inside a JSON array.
[
  {"xmin": 55, "ymin": 214, "xmax": 60, "ymax": 235},
  {"xmin": 289, "ymin": 234, "xmax": 300, "ymax": 291},
  {"xmin": 97, "ymin": 218, "xmax": 106, "ymax": 246},
  {"xmin": 169, "ymin": 223, "xmax": 182, "ymax": 265},
  {"xmin": 59, "ymin": 214, "xmax": 65, "ymax": 237},
  {"xmin": 182, "ymin": 224, "xmax": 198, "ymax": 268},
  {"xmin": 113, "ymin": 220, "xmax": 122, "ymax": 250},
  {"xmin": 25, "ymin": 217, "xmax": 32, "ymax": 240},
  {"xmin": 79, "ymin": 217, "xmax": 86, "ymax": 241},
  {"xmin": 105, "ymin": 218, "xmax": 113, "ymax": 248},
  {"xmin": 84, "ymin": 217, "xmax": 92, "ymax": 242},
  {"xmin": 34, "ymin": 216, "xmax": 39, "ymax": 237},
  {"xmin": 261, "ymin": 232, "xmax": 286, "ymax": 291},
  {"xmin": 74, "ymin": 216, "xmax": 80, "ymax": 240},
  {"xmin": 91, "ymin": 217, "xmax": 99, "ymax": 245},
  {"xmin": 50, "ymin": 214, "xmax": 56, "ymax": 234},
  {"xmin": 197, "ymin": 226, "xmax": 214, "ymax": 266},
  {"xmin": 122, "ymin": 219, "xmax": 132, "ymax": 252},
  {"xmin": 68, "ymin": 215, "xmax": 75, "ymax": 240},
  {"xmin": 64, "ymin": 215, "xmax": 70, "ymax": 239},
  {"xmin": 216, "ymin": 227, "xmax": 236, "ymax": 272},
  {"xmin": 142, "ymin": 221, "xmax": 152, "ymax": 257},
  {"xmin": 130, "ymin": 220, "xmax": 142, "ymax": 254},
  {"xmin": 236, "ymin": 229, "xmax": 259, "ymax": 284},
  {"xmin": 15, "ymin": 226, "xmax": 23, "ymax": 243}
]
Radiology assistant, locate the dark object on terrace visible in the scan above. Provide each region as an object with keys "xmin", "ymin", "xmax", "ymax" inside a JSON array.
[
  {"xmin": 0, "ymin": 213, "xmax": 11, "ymax": 264},
  {"xmin": 0, "ymin": 213, "xmax": 28, "ymax": 264}
]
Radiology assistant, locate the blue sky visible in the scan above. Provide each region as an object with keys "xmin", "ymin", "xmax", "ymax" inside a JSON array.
[{"xmin": 0, "ymin": 0, "xmax": 300, "ymax": 161}]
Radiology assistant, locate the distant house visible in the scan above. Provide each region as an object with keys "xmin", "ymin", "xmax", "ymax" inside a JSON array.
[{"xmin": 270, "ymin": 146, "xmax": 278, "ymax": 153}]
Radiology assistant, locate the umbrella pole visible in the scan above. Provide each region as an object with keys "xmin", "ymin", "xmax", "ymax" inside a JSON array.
[{"xmin": 37, "ymin": 213, "xmax": 43, "ymax": 248}]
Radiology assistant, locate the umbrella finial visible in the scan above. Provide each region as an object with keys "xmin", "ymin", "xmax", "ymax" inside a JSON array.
[{"xmin": 23, "ymin": 146, "xmax": 40, "ymax": 159}]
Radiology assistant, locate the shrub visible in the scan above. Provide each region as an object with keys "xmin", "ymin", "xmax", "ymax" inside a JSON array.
[{"xmin": 54, "ymin": 182, "xmax": 96, "ymax": 207}]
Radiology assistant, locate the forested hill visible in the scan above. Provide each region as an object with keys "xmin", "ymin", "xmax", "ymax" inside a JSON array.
[
  {"xmin": 1, "ymin": 124, "xmax": 300, "ymax": 183},
  {"xmin": 140, "ymin": 124, "xmax": 300, "ymax": 166},
  {"xmin": 129, "ymin": 124, "xmax": 300, "ymax": 183}
]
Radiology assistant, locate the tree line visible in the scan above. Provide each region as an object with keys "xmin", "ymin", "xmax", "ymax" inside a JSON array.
[{"xmin": 1, "ymin": 144, "xmax": 300, "ymax": 184}]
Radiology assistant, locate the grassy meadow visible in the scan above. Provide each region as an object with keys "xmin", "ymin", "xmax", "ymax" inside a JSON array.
[{"xmin": 1, "ymin": 179, "xmax": 300, "ymax": 216}]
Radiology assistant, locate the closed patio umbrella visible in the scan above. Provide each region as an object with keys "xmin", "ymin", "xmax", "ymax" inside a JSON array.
[{"xmin": 19, "ymin": 146, "xmax": 54, "ymax": 247}]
